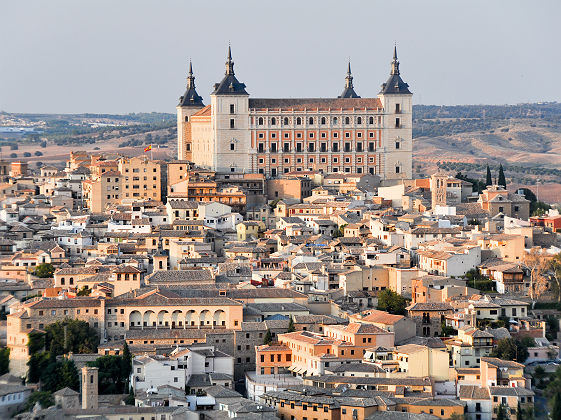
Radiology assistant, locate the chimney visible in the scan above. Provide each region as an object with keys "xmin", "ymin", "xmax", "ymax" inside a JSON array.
[{"xmin": 81, "ymin": 366, "xmax": 99, "ymax": 409}]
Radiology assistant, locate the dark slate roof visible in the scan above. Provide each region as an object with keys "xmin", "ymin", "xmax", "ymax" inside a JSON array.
[
  {"xmin": 178, "ymin": 62, "xmax": 205, "ymax": 107},
  {"xmin": 339, "ymin": 62, "xmax": 360, "ymax": 99},
  {"xmin": 212, "ymin": 47, "xmax": 248, "ymax": 96},
  {"xmin": 379, "ymin": 47, "xmax": 411, "ymax": 95},
  {"xmin": 249, "ymin": 97, "xmax": 382, "ymax": 110}
]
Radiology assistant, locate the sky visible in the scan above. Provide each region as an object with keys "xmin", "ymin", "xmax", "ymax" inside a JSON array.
[{"xmin": 1, "ymin": 0, "xmax": 560, "ymax": 114}]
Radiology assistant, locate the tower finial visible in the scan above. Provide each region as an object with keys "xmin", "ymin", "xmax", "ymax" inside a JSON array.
[
  {"xmin": 345, "ymin": 60, "xmax": 354, "ymax": 89},
  {"xmin": 186, "ymin": 60, "xmax": 195, "ymax": 89},
  {"xmin": 391, "ymin": 45, "xmax": 400, "ymax": 76},
  {"xmin": 226, "ymin": 44, "xmax": 235, "ymax": 75}
]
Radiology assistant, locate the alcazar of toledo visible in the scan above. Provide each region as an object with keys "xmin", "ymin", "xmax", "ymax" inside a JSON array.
[{"xmin": 177, "ymin": 46, "xmax": 413, "ymax": 180}]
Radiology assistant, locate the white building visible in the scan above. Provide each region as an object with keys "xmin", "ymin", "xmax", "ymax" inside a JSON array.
[{"xmin": 131, "ymin": 345, "xmax": 234, "ymax": 393}]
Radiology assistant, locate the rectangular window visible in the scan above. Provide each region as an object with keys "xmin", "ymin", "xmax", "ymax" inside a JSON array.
[
  {"xmin": 230, "ymin": 119, "xmax": 235, "ymax": 129},
  {"xmin": 230, "ymin": 104, "xmax": 235, "ymax": 114},
  {"xmin": 230, "ymin": 143, "xmax": 235, "ymax": 151}
]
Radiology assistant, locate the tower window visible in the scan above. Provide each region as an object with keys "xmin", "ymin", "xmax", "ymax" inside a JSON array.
[
  {"xmin": 308, "ymin": 117, "xmax": 314, "ymax": 125},
  {"xmin": 296, "ymin": 117, "xmax": 302, "ymax": 125},
  {"xmin": 284, "ymin": 117, "xmax": 289, "ymax": 125},
  {"xmin": 185, "ymin": 116, "xmax": 189, "ymax": 122},
  {"xmin": 333, "ymin": 117, "xmax": 338, "ymax": 125},
  {"xmin": 396, "ymin": 166, "xmax": 400, "ymax": 174},
  {"xmin": 357, "ymin": 117, "xmax": 362, "ymax": 124},
  {"xmin": 271, "ymin": 117, "xmax": 276, "ymax": 126},
  {"xmin": 230, "ymin": 104, "xmax": 235, "ymax": 114},
  {"xmin": 395, "ymin": 118, "xmax": 400, "ymax": 128},
  {"xmin": 230, "ymin": 119, "xmax": 235, "ymax": 128},
  {"xmin": 395, "ymin": 141, "xmax": 400, "ymax": 149},
  {"xmin": 230, "ymin": 143, "xmax": 235, "ymax": 151},
  {"xmin": 395, "ymin": 103, "xmax": 401, "ymax": 113},
  {"xmin": 258, "ymin": 117, "xmax": 264, "ymax": 125},
  {"xmin": 345, "ymin": 117, "xmax": 350, "ymax": 124},
  {"xmin": 321, "ymin": 117, "xmax": 326, "ymax": 125},
  {"xmin": 369, "ymin": 116, "xmax": 374, "ymax": 124}
]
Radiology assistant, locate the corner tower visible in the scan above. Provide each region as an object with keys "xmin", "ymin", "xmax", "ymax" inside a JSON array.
[
  {"xmin": 177, "ymin": 61, "xmax": 205, "ymax": 160},
  {"xmin": 378, "ymin": 46, "xmax": 413, "ymax": 180},
  {"xmin": 210, "ymin": 46, "xmax": 251, "ymax": 173}
]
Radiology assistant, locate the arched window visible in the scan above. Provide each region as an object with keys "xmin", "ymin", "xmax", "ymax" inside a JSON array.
[
  {"xmin": 357, "ymin": 117, "xmax": 362, "ymax": 125},
  {"xmin": 308, "ymin": 117, "xmax": 314, "ymax": 125},
  {"xmin": 284, "ymin": 117, "xmax": 289, "ymax": 125},
  {"xmin": 69, "ymin": 277, "xmax": 74, "ymax": 285},
  {"xmin": 369, "ymin": 116, "xmax": 374, "ymax": 124},
  {"xmin": 345, "ymin": 117, "xmax": 350, "ymax": 124},
  {"xmin": 321, "ymin": 117, "xmax": 326, "ymax": 125},
  {"xmin": 271, "ymin": 117, "xmax": 276, "ymax": 126},
  {"xmin": 258, "ymin": 117, "xmax": 264, "ymax": 125},
  {"xmin": 296, "ymin": 117, "xmax": 302, "ymax": 125},
  {"xmin": 333, "ymin": 117, "xmax": 338, "ymax": 125}
]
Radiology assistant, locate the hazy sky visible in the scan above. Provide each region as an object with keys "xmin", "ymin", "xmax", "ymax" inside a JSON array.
[{"xmin": 1, "ymin": 0, "xmax": 559, "ymax": 114}]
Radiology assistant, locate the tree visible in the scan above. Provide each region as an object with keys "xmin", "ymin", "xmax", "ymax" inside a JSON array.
[
  {"xmin": 263, "ymin": 329, "xmax": 273, "ymax": 345},
  {"xmin": 44, "ymin": 319, "xmax": 99, "ymax": 355},
  {"xmin": 125, "ymin": 386, "xmax": 135, "ymax": 405},
  {"xmin": 88, "ymin": 355, "xmax": 128, "ymax": 394},
  {"xmin": 498, "ymin": 164, "xmax": 507, "ymax": 188},
  {"xmin": 33, "ymin": 263, "xmax": 54, "ymax": 278},
  {"xmin": 550, "ymin": 253, "xmax": 561, "ymax": 303},
  {"xmin": 377, "ymin": 289, "xmax": 408, "ymax": 315},
  {"xmin": 495, "ymin": 404, "xmax": 507, "ymax": 420},
  {"xmin": 0, "ymin": 347, "xmax": 10, "ymax": 375},
  {"xmin": 287, "ymin": 317, "xmax": 295, "ymax": 333},
  {"xmin": 522, "ymin": 249, "xmax": 550, "ymax": 303},
  {"xmin": 491, "ymin": 338, "xmax": 529, "ymax": 363},
  {"xmin": 21, "ymin": 391, "xmax": 54, "ymax": 412},
  {"xmin": 41, "ymin": 359, "xmax": 79, "ymax": 392},
  {"xmin": 77, "ymin": 286, "xmax": 91, "ymax": 296},
  {"xmin": 551, "ymin": 389, "xmax": 561, "ymax": 420},
  {"xmin": 486, "ymin": 164, "xmax": 492, "ymax": 186}
]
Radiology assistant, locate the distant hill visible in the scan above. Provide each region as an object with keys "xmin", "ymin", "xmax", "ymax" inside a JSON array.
[{"xmin": 411, "ymin": 103, "xmax": 561, "ymax": 204}]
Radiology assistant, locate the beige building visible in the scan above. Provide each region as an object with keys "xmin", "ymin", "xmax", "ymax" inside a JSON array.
[
  {"xmin": 177, "ymin": 47, "xmax": 413, "ymax": 180},
  {"xmin": 82, "ymin": 157, "xmax": 163, "ymax": 213}
]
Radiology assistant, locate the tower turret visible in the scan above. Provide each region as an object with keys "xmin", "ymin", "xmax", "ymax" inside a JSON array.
[
  {"xmin": 378, "ymin": 45, "xmax": 413, "ymax": 180},
  {"xmin": 177, "ymin": 60, "xmax": 205, "ymax": 160},
  {"xmin": 338, "ymin": 61, "xmax": 360, "ymax": 98}
]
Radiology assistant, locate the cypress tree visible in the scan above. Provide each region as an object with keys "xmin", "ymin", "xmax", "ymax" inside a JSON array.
[
  {"xmin": 498, "ymin": 164, "xmax": 507, "ymax": 188},
  {"xmin": 485, "ymin": 164, "xmax": 492, "ymax": 186}
]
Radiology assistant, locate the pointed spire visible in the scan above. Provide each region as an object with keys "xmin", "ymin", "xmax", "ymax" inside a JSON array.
[
  {"xmin": 178, "ymin": 59, "xmax": 204, "ymax": 107},
  {"xmin": 225, "ymin": 44, "xmax": 235, "ymax": 75},
  {"xmin": 345, "ymin": 60, "xmax": 354, "ymax": 89},
  {"xmin": 338, "ymin": 60, "xmax": 360, "ymax": 98},
  {"xmin": 391, "ymin": 44, "xmax": 400, "ymax": 75},
  {"xmin": 186, "ymin": 60, "xmax": 195, "ymax": 89}
]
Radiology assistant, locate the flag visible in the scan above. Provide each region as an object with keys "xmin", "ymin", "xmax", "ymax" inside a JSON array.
[{"xmin": 144, "ymin": 145, "xmax": 152, "ymax": 153}]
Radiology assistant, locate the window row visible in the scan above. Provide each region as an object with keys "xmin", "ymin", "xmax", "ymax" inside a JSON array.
[
  {"xmin": 257, "ymin": 156, "xmax": 377, "ymax": 165},
  {"xmin": 256, "ymin": 131, "xmax": 377, "ymax": 140},
  {"xmin": 256, "ymin": 116, "xmax": 382, "ymax": 126},
  {"xmin": 261, "ymin": 166, "xmax": 378, "ymax": 176},
  {"xmin": 256, "ymin": 141, "xmax": 379, "ymax": 153}
]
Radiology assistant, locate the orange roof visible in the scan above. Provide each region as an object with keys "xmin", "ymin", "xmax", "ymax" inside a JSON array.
[
  {"xmin": 358, "ymin": 309, "xmax": 404, "ymax": 325},
  {"xmin": 192, "ymin": 105, "xmax": 212, "ymax": 117},
  {"xmin": 415, "ymin": 179, "xmax": 431, "ymax": 189}
]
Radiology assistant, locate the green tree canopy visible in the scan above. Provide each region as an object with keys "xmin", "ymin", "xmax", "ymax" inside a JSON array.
[
  {"xmin": 491, "ymin": 338, "xmax": 529, "ymax": 363},
  {"xmin": 88, "ymin": 355, "xmax": 130, "ymax": 394},
  {"xmin": 44, "ymin": 319, "xmax": 99, "ymax": 355},
  {"xmin": 0, "ymin": 347, "xmax": 10, "ymax": 375},
  {"xmin": 40, "ymin": 359, "xmax": 79, "ymax": 393},
  {"xmin": 33, "ymin": 263, "xmax": 54, "ymax": 278},
  {"xmin": 263, "ymin": 329, "xmax": 273, "ymax": 345},
  {"xmin": 21, "ymin": 391, "xmax": 54, "ymax": 412},
  {"xmin": 498, "ymin": 164, "xmax": 507, "ymax": 188},
  {"xmin": 287, "ymin": 317, "xmax": 295, "ymax": 333},
  {"xmin": 377, "ymin": 289, "xmax": 408, "ymax": 315},
  {"xmin": 486, "ymin": 164, "xmax": 492, "ymax": 186}
]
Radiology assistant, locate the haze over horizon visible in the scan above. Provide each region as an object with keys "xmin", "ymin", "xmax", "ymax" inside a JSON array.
[{"xmin": 1, "ymin": 0, "xmax": 559, "ymax": 114}]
